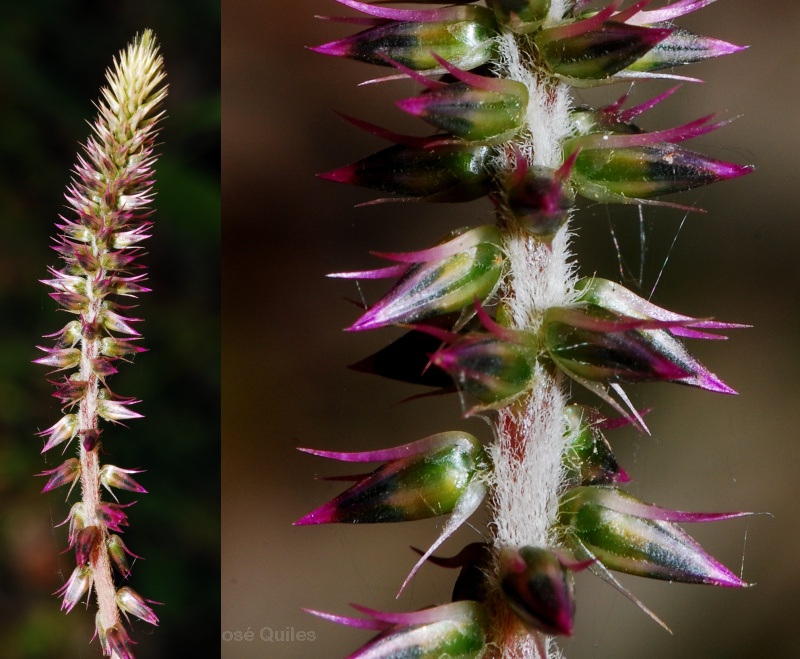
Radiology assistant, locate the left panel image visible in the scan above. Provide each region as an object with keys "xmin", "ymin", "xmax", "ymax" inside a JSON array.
[{"xmin": 0, "ymin": 2, "xmax": 220, "ymax": 657}]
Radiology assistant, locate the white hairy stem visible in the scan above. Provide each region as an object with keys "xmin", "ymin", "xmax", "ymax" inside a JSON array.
[{"xmin": 485, "ymin": 6, "xmax": 579, "ymax": 657}]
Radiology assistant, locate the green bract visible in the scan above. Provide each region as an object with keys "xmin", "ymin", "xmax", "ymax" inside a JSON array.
[
  {"xmin": 536, "ymin": 20, "xmax": 671, "ymax": 85},
  {"xmin": 559, "ymin": 486, "xmax": 749, "ymax": 587},
  {"xmin": 341, "ymin": 225, "xmax": 505, "ymax": 331},
  {"xmin": 321, "ymin": 141, "xmax": 494, "ymax": 202},
  {"xmin": 296, "ymin": 432, "xmax": 488, "ymax": 525},
  {"xmin": 398, "ymin": 77, "xmax": 528, "ymax": 144},
  {"xmin": 314, "ymin": 5, "xmax": 499, "ymax": 72}
]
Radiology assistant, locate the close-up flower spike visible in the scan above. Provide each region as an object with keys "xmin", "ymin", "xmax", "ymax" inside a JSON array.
[{"xmin": 303, "ymin": 1, "xmax": 756, "ymax": 657}]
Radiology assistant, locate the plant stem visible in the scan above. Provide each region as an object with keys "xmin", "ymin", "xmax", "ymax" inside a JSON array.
[
  {"xmin": 486, "ymin": 15, "xmax": 576, "ymax": 658},
  {"xmin": 79, "ymin": 272, "xmax": 119, "ymax": 634}
]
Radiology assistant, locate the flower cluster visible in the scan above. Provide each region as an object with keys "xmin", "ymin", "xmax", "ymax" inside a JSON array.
[
  {"xmin": 300, "ymin": 2, "xmax": 753, "ymax": 657},
  {"xmin": 35, "ymin": 31, "xmax": 166, "ymax": 657}
]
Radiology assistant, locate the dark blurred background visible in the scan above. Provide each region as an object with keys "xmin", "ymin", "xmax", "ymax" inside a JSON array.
[
  {"xmin": 0, "ymin": 2, "xmax": 220, "ymax": 657},
  {"xmin": 224, "ymin": 2, "xmax": 799, "ymax": 659}
]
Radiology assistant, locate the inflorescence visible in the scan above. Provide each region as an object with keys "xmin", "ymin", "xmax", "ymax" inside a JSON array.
[
  {"xmin": 36, "ymin": 31, "xmax": 166, "ymax": 658},
  {"xmin": 298, "ymin": 2, "xmax": 753, "ymax": 657}
]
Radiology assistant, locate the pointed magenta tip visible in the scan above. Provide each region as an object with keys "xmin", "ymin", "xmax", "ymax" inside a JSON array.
[
  {"xmin": 308, "ymin": 40, "xmax": 351, "ymax": 58},
  {"xmin": 318, "ymin": 164, "xmax": 357, "ymax": 184},
  {"xmin": 294, "ymin": 504, "xmax": 336, "ymax": 526},
  {"xmin": 347, "ymin": 309, "xmax": 388, "ymax": 332},
  {"xmin": 395, "ymin": 97, "xmax": 426, "ymax": 118},
  {"xmin": 709, "ymin": 565, "xmax": 749, "ymax": 588},
  {"xmin": 711, "ymin": 161, "xmax": 754, "ymax": 181}
]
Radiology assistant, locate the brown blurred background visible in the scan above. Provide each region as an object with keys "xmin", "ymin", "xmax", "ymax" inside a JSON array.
[{"xmin": 223, "ymin": 2, "xmax": 800, "ymax": 658}]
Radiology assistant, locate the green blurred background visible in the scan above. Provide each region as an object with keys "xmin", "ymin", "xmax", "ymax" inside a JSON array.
[
  {"xmin": 224, "ymin": 1, "xmax": 800, "ymax": 659},
  {"xmin": 0, "ymin": 2, "xmax": 220, "ymax": 657}
]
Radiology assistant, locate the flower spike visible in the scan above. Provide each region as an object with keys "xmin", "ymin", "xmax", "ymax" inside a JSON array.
[{"xmin": 304, "ymin": 0, "xmax": 756, "ymax": 655}]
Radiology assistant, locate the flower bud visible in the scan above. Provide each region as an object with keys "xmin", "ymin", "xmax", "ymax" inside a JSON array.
[
  {"xmin": 96, "ymin": 502, "xmax": 134, "ymax": 533},
  {"xmin": 107, "ymin": 534, "xmax": 141, "ymax": 578},
  {"xmin": 501, "ymin": 153, "xmax": 576, "ymax": 240},
  {"xmin": 74, "ymin": 525, "xmax": 101, "ymax": 566},
  {"xmin": 564, "ymin": 115, "xmax": 752, "ymax": 205},
  {"xmin": 105, "ymin": 624, "xmax": 135, "ymax": 659},
  {"xmin": 98, "ymin": 397, "xmax": 143, "ymax": 422},
  {"xmin": 101, "ymin": 465, "xmax": 148, "ymax": 496},
  {"xmin": 336, "ymin": 226, "xmax": 504, "ymax": 331},
  {"xmin": 559, "ymin": 486, "xmax": 750, "ymax": 587},
  {"xmin": 431, "ymin": 332, "xmax": 537, "ymax": 410},
  {"xmin": 49, "ymin": 377, "xmax": 88, "ymax": 406},
  {"xmin": 56, "ymin": 565, "xmax": 93, "ymax": 613},
  {"xmin": 117, "ymin": 586, "xmax": 159, "ymax": 626},
  {"xmin": 562, "ymin": 405, "xmax": 628, "ymax": 487},
  {"xmin": 81, "ymin": 428, "xmax": 102, "ymax": 452},
  {"xmin": 91, "ymin": 357, "xmax": 118, "ymax": 379},
  {"xmin": 33, "ymin": 346, "xmax": 81, "ymax": 371},
  {"xmin": 543, "ymin": 304, "xmax": 734, "ymax": 394},
  {"xmin": 320, "ymin": 140, "xmax": 494, "ymax": 203},
  {"xmin": 312, "ymin": 2, "xmax": 498, "ymax": 73},
  {"xmin": 535, "ymin": 9, "xmax": 672, "ymax": 85},
  {"xmin": 59, "ymin": 502, "xmax": 87, "ymax": 549},
  {"xmin": 38, "ymin": 414, "xmax": 79, "ymax": 452},
  {"xmin": 396, "ymin": 56, "xmax": 528, "ymax": 143},
  {"xmin": 499, "ymin": 546, "xmax": 577, "ymax": 636},
  {"xmin": 37, "ymin": 458, "xmax": 81, "ymax": 493},
  {"xmin": 295, "ymin": 431, "xmax": 488, "ymax": 524},
  {"xmin": 44, "ymin": 319, "xmax": 82, "ymax": 348},
  {"xmin": 100, "ymin": 336, "xmax": 147, "ymax": 358},
  {"xmin": 99, "ymin": 309, "xmax": 141, "ymax": 336},
  {"xmin": 574, "ymin": 276, "xmax": 748, "ymax": 341}
]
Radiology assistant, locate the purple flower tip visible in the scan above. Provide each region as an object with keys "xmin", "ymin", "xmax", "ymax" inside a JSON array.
[
  {"xmin": 615, "ymin": 466, "xmax": 631, "ymax": 484},
  {"xmin": 346, "ymin": 307, "xmax": 386, "ymax": 332},
  {"xmin": 708, "ymin": 160, "xmax": 753, "ymax": 181},
  {"xmin": 308, "ymin": 39, "xmax": 351, "ymax": 58},
  {"xmin": 318, "ymin": 164, "xmax": 358, "ymax": 184},
  {"xmin": 395, "ymin": 96, "xmax": 427, "ymax": 118},
  {"xmin": 294, "ymin": 503, "xmax": 337, "ymax": 526},
  {"xmin": 706, "ymin": 559, "xmax": 749, "ymax": 588},
  {"xmin": 686, "ymin": 370, "xmax": 737, "ymax": 395}
]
